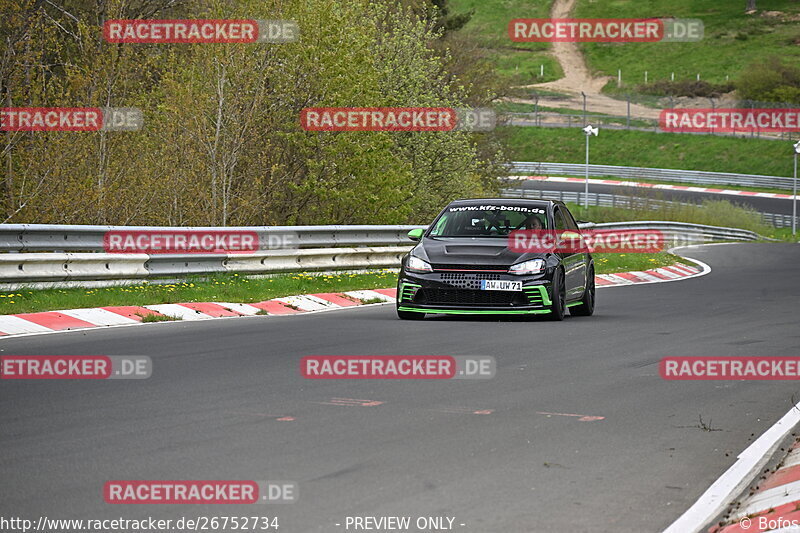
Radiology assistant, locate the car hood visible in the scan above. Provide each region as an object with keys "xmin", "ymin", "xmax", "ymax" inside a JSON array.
[{"xmin": 417, "ymin": 237, "xmax": 547, "ymax": 267}]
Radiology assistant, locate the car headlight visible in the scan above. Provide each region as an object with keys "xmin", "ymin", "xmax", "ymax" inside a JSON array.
[
  {"xmin": 508, "ymin": 259, "xmax": 545, "ymax": 275},
  {"xmin": 406, "ymin": 255, "xmax": 433, "ymax": 273}
]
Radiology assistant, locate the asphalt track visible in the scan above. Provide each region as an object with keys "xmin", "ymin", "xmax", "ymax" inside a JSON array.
[
  {"xmin": 513, "ymin": 180, "xmax": 796, "ymax": 216},
  {"xmin": 1, "ymin": 243, "xmax": 800, "ymax": 532}
]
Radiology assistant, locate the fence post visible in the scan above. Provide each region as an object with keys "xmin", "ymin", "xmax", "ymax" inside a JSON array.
[{"xmin": 627, "ymin": 94, "xmax": 631, "ymax": 129}]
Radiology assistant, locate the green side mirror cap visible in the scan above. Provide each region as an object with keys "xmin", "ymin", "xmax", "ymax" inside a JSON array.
[{"xmin": 407, "ymin": 228, "xmax": 424, "ymax": 241}]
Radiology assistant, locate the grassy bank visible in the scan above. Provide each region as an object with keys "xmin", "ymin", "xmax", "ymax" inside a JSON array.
[
  {"xmin": 593, "ymin": 252, "xmax": 684, "ymax": 274},
  {"xmin": 506, "ymin": 126, "xmax": 792, "ymax": 177},
  {"xmin": 450, "ymin": 0, "xmax": 561, "ymax": 84},
  {"xmin": 575, "ymin": 0, "xmax": 800, "ymax": 87},
  {"xmin": 566, "ymin": 199, "xmax": 797, "ymax": 242},
  {"xmin": 453, "ymin": 0, "xmax": 800, "ymax": 91}
]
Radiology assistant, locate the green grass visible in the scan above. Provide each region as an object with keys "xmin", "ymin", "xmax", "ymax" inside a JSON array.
[
  {"xmin": 0, "ymin": 270, "xmax": 398, "ymax": 315},
  {"xmin": 574, "ymin": 175, "xmax": 792, "ymax": 195},
  {"xmin": 565, "ymin": 199, "xmax": 785, "ymax": 238},
  {"xmin": 594, "ymin": 252, "xmax": 683, "ymax": 274},
  {"xmin": 450, "ymin": 0, "xmax": 562, "ymax": 84},
  {"xmin": 141, "ymin": 313, "xmax": 181, "ymax": 322},
  {"xmin": 505, "ymin": 126, "xmax": 794, "ymax": 177},
  {"xmin": 498, "ymin": 102, "xmax": 657, "ymax": 128},
  {"xmin": 498, "ymin": 102, "xmax": 613, "ymax": 115},
  {"xmin": 574, "ymin": 0, "xmax": 800, "ymax": 89}
]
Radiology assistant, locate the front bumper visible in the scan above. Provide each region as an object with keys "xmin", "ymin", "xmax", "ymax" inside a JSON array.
[{"xmin": 397, "ymin": 270, "xmax": 553, "ymax": 315}]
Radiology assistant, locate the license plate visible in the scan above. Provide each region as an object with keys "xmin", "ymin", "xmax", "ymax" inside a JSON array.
[{"xmin": 481, "ymin": 280, "xmax": 522, "ymax": 291}]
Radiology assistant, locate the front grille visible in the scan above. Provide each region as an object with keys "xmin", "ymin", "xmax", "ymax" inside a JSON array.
[
  {"xmin": 415, "ymin": 288, "xmax": 527, "ymax": 307},
  {"xmin": 439, "ymin": 272, "xmax": 502, "ymax": 280},
  {"xmin": 431, "ymin": 264, "xmax": 508, "ymax": 272},
  {"xmin": 438, "ymin": 272, "xmax": 502, "ymax": 290}
]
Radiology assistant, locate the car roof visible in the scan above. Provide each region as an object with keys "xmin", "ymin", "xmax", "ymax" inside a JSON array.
[{"xmin": 446, "ymin": 198, "xmax": 562, "ymax": 209}]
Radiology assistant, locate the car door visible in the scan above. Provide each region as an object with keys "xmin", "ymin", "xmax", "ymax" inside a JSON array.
[
  {"xmin": 553, "ymin": 207, "xmax": 583, "ymax": 299},
  {"xmin": 561, "ymin": 206, "xmax": 588, "ymax": 298}
]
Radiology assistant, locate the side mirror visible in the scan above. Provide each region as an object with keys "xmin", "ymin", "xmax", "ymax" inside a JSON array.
[{"xmin": 407, "ymin": 228, "xmax": 424, "ymax": 241}]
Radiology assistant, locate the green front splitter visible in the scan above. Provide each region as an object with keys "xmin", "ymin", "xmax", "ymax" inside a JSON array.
[{"xmin": 397, "ymin": 306, "xmax": 551, "ymax": 315}]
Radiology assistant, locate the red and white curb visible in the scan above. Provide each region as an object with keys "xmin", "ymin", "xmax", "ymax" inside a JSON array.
[
  {"xmin": 596, "ymin": 262, "xmax": 705, "ymax": 287},
  {"xmin": 511, "ymin": 176, "xmax": 797, "ymax": 200},
  {"xmin": 0, "ymin": 262, "xmax": 705, "ymax": 339},
  {"xmin": 708, "ymin": 439, "xmax": 800, "ymax": 533},
  {"xmin": 0, "ymin": 289, "xmax": 396, "ymax": 338},
  {"xmin": 665, "ymin": 405, "xmax": 800, "ymax": 533}
]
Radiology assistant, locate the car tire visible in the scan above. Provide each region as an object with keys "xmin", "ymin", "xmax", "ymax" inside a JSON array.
[
  {"xmin": 397, "ymin": 309, "xmax": 425, "ymax": 320},
  {"xmin": 548, "ymin": 268, "xmax": 566, "ymax": 321},
  {"xmin": 570, "ymin": 264, "xmax": 595, "ymax": 317}
]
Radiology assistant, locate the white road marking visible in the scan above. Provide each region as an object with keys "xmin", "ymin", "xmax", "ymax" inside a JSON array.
[{"xmin": 663, "ymin": 400, "xmax": 800, "ymax": 533}]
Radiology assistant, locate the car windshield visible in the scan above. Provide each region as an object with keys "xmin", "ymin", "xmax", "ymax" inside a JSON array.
[{"xmin": 429, "ymin": 205, "xmax": 548, "ymax": 237}]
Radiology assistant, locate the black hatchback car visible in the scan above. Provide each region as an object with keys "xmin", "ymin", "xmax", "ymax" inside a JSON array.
[{"xmin": 396, "ymin": 199, "xmax": 595, "ymax": 320}]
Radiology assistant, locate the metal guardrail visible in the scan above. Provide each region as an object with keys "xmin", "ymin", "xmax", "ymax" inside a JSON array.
[
  {"xmin": 502, "ymin": 188, "xmax": 796, "ymax": 228},
  {"xmin": 0, "ymin": 221, "xmax": 769, "ymax": 287},
  {"xmin": 511, "ymin": 162, "xmax": 795, "ymax": 190},
  {"xmin": 577, "ymin": 221, "xmax": 763, "ymax": 243},
  {"xmin": 0, "ymin": 224, "xmax": 422, "ymax": 252}
]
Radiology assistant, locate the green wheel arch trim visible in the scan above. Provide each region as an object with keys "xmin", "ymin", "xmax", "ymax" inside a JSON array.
[
  {"xmin": 397, "ymin": 306, "xmax": 552, "ymax": 315},
  {"xmin": 522, "ymin": 285, "xmax": 552, "ymax": 306},
  {"xmin": 399, "ymin": 282, "xmax": 421, "ymax": 302}
]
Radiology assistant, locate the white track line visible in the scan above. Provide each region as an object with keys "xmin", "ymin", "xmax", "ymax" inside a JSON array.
[{"xmin": 663, "ymin": 400, "xmax": 800, "ymax": 533}]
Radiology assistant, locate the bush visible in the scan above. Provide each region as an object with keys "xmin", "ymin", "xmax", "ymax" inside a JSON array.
[
  {"xmin": 569, "ymin": 198, "xmax": 772, "ymax": 236},
  {"xmin": 736, "ymin": 56, "xmax": 800, "ymax": 104},
  {"xmin": 637, "ymin": 80, "xmax": 735, "ymax": 98}
]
